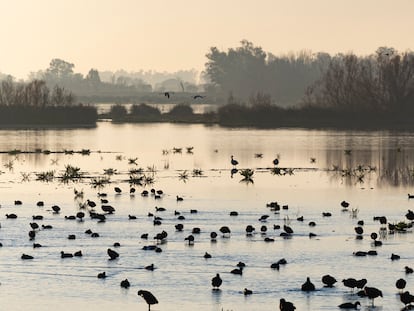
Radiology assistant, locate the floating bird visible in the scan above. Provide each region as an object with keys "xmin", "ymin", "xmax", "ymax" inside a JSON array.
[
  {"xmin": 341, "ymin": 200, "xmax": 349, "ymax": 208},
  {"xmin": 107, "ymin": 248, "xmax": 119, "ymax": 260},
  {"xmin": 231, "ymin": 155, "xmax": 238, "ymax": 167},
  {"xmin": 176, "ymin": 195, "xmax": 183, "ymax": 201},
  {"xmin": 97, "ymin": 272, "xmax": 106, "ymax": 279},
  {"xmin": 301, "ymin": 277, "xmax": 315, "ymax": 291},
  {"xmin": 114, "ymin": 187, "xmax": 122, "ymax": 194},
  {"xmin": 210, "ymin": 231, "xmax": 217, "ymax": 240},
  {"xmin": 243, "ymin": 288, "xmax": 253, "ymax": 295},
  {"xmin": 230, "ymin": 267, "xmax": 243, "ymax": 275},
  {"xmin": 76, "ymin": 212, "xmax": 85, "ymax": 221},
  {"xmin": 280, "ymin": 298, "xmax": 296, "ymax": 311},
  {"xmin": 204, "ymin": 252, "xmax": 212, "ymax": 259},
  {"xmin": 163, "ymin": 92, "xmax": 171, "ymax": 98},
  {"xmin": 51, "ymin": 205, "xmax": 60, "ymax": 213},
  {"xmin": 405, "ymin": 266, "xmax": 414, "ymax": 274},
  {"xmin": 60, "ymin": 251, "xmax": 73, "ymax": 258},
  {"xmin": 211, "ymin": 273, "xmax": 222, "ymax": 289},
  {"xmin": 21, "ymin": 254, "xmax": 34, "ymax": 260},
  {"xmin": 138, "ymin": 290, "xmax": 158, "ymax": 311},
  {"xmin": 86, "ymin": 199, "xmax": 96, "ymax": 207},
  {"xmin": 219, "ymin": 226, "xmax": 231, "ymax": 236},
  {"xmin": 338, "ymin": 301, "xmax": 361, "ymax": 309},
  {"xmin": 6, "ymin": 213, "xmax": 17, "ymax": 219},
  {"xmin": 273, "ymin": 158, "xmax": 279, "ymax": 166},
  {"xmin": 322, "ymin": 274, "xmax": 337, "ymax": 287},
  {"xmin": 120, "ymin": 279, "xmax": 130, "ymax": 288},
  {"xmin": 391, "ymin": 253, "xmax": 401, "ymax": 260}
]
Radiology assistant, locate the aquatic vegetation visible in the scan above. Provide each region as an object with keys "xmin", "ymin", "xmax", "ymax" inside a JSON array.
[
  {"xmin": 128, "ymin": 157, "xmax": 138, "ymax": 165},
  {"xmin": 8, "ymin": 149, "xmax": 21, "ymax": 155},
  {"xmin": 129, "ymin": 174, "xmax": 144, "ymax": 186},
  {"xmin": 115, "ymin": 154, "xmax": 123, "ymax": 161},
  {"xmin": 20, "ymin": 172, "xmax": 30, "ymax": 182},
  {"xmin": 147, "ymin": 165, "xmax": 157, "ymax": 173},
  {"xmin": 103, "ymin": 168, "xmax": 117, "ymax": 175},
  {"xmin": 178, "ymin": 170, "xmax": 189, "ymax": 181},
  {"xmin": 162, "ymin": 149, "xmax": 169, "ymax": 155},
  {"xmin": 129, "ymin": 167, "xmax": 144, "ymax": 175},
  {"xmin": 239, "ymin": 168, "xmax": 254, "ymax": 183},
  {"xmin": 36, "ymin": 170, "xmax": 55, "ymax": 182},
  {"xmin": 271, "ymin": 167, "xmax": 295, "ymax": 176},
  {"xmin": 143, "ymin": 174, "xmax": 154, "ymax": 185},
  {"xmin": 74, "ymin": 188, "xmax": 84, "ymax": 199},
  {"xmin": 186, "ymin": 146, "xmax": 194, "ymax": 153},
  {"xmin": 80, "ymin": 149, "xmax": 90, "ymax": 155},
  {"xmin": 192, "ymin": 168, "xmax": 203, "ymax": 176},
  {"xmin": 64, "ymin": 149, "xmax": 74, "ymax": 155},
  {"xmin": 4, "ymin": 160, "xmax": 14, "ymax": 171},
  {"xmin": 173, "ymin": 147, "xmax": 182, "ymax": 154},
  {"xmin": 60, "ymin": 165, "xmax": 83, "ymax": 183},
  {"xmin": 90, "ymin": 177, "xmax": 110, "ymax": 189}
]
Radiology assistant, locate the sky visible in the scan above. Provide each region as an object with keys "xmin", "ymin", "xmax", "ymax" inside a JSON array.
[{"xmin": 0, "ymin": 0, "xmax": 413, "ymax": 80}]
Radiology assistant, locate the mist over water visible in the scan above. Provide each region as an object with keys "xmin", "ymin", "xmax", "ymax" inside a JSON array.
[{"xmin": 0, "ymin": 123, "xmax": 413, "ymax": 310}]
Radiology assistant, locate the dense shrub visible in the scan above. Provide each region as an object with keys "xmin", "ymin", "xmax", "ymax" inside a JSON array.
[
  {"xmin": 130, "ymin": 103, "xmax": 161, "ymax": 116},
  {"xmin": 110, "ymin": 104, "xmax": 127, "ymax": 119},
  {"xmin": 168, "ymin": 104, "xmax": 194, "ymax": 116}
]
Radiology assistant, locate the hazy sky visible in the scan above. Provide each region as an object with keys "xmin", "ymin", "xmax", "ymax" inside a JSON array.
[{"xmin": 0, "ymin": 0, "xmax": 413, "ymax": 79}]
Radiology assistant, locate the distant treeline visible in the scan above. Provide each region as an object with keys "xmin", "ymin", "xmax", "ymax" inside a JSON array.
[{"xmin": 0, "ymin": 79, "xmax": 97, "ymax": 125}]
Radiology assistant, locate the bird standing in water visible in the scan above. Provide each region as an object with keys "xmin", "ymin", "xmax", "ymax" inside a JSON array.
[
  {"xmin": 231, "ymin": 155, "xmax": 239, "ymax": 167},
  {"xmin": 212, "ymin": 273, "xmax": 222, "ymax": 290},
  {"xmin": 138, "ymin": 290, "xmax": 158, "ymax": 310}
]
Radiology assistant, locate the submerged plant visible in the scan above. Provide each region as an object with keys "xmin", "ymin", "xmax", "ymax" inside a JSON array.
[
  {"xmin": 240, "ymin": 168, "xmax": 254, "ymax": 183},
  {"xmin": 80, "ymin": 149, "xmax": 91, "ymax": 155},
  {"xmin": 129, "ymin": 174, "xmax": 144, "ymax": 186},
  {"xmin": 20, "ymin": 172, "xmax": 30, "ymax": 182},
  {"xmin": 61, "ymin": 165, "xmax": 83, "ymax": 183},
  {"xmin": 178, "ymin": 170, "xmax": 189, "ymax": 181},
  {"xmin": 4, "ymin": 160, "xmax": 14, "ymax": 171},
  {"xmin": 129, "ymin": 167, "xmax": 144, "ymax": 175},
  {"xmin": 128, "ymin": 157, "xmax": 138, "ymax": 165},
  {"xmin": 103, "ymin": 168, "xmax": 117, "ymax": 175},
  {"xmin": 192, "ymin": 168, "xmax": 203, "ymax": 176},
  {"xmin": 36, "ymin": 170, "xmax": 55, "ymax": 182},
  {"xmin": 90, "ymin": 177, "xmax": 110, "ymax": 189}
]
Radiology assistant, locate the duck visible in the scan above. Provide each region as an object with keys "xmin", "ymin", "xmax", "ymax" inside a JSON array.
[{"xmin": 301, "ymin": 277, "xmax": 315, "ymax": 291}]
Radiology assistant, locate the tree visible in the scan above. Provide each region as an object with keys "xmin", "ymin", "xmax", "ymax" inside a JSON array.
[
  {"xmin": 86, "ymin": 69, "xmax": 101, "ymax": 83},
  {"xmin": 46, "ymin": 58, "xmax": 75, "ymax": 79}
]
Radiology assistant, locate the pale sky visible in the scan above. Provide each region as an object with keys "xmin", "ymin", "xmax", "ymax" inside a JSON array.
[{"xmin": 0, "ymin": 0, "xmax": 413, "ymax": 79}]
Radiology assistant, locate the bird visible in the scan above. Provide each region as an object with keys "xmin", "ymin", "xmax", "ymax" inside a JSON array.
[
  {"xmin": 338, "ymin": 301, "xmax": 361, "ymax": 309},
  {"xmin": 107, "ymin": 248, "xmax": 119, "ymax": 260},
  {"xmin": 322, "ymin": 274, "xmax": 337, "ymax": 287},
  {"xmin": 97, "ymin": 272, "xmax": 106, "ymax": 279},
  {"xmin": 301, "ymin": 277, "xmax": 315, "ymax": 291},
  {"xmin": 138, "ymin": 290, "xmax": 158, "ymax": 311},
  {"xmin": 400, "ymin": 291, "xmax": 414, "ymax": 308},
  {"xmin": 231, "ymin": 155, "xmax": 238, "ymax": 167},
  {"xmin": 60, "ymin": 251, "xmax": 73, "ymax": 258},
  {"xmin": 114, "ymin": 187, "xmax": 122, "ymax": 194},
  {"xmin": 76, "ymin": 212, "xmax": 85, "ymax": 221},
  {"xmin": 204, "ymin": 252, "xmax": 212, "ymax": 259},
  {"xmin": 243, "ymin": 288, "xmax": 253, "ymax": 295},
  {"xmin": 342, "ymin": 278, "xmax": 357, "ymax": 292},
  {"xmin": 364, "ymin": 286, "xmax": 383, "ymax": 307},
  {"xmin": 185, "ymin": 235, "xmax": 194, "ymax": 245},
  {"xmin": 21, "ymin": 254, "xmax": 34, "ymax": 260},
  {"xmin": 341, "ymin": 200, "xmax": 350, "ymax": 208},
  {"xmin": 280, "ymin": 298, "xmax": 296, "ymax": 311},
  {"xmin": 405, "ymin": 266, "xmax": 414, "ymax": 274},
  {"xmin": 51, "ymin": 205, "xmax": 60, "ymax": 213},
  {"xmin": 212, "ymin": 273, "xmax": 222, "ymax": 290},
  {"xmin": 273, "ymin": 158, "xmax": 279, "ymax": 166},
  {"xmin": 163, "ymin": 92, "xmax": 171, "ymax": 98},
  {"xmin": 120, "ymin": 279, "xmax": 130, "ymax": 288},
  {"xmin": 176, "ymin": 195, "xmax": 183, "ymax": 201},
  {"xmin": 396, "ymin": 278, "xmax": 407, "ymax": 293},
  {"xmin": 219, "ymin": 226, "xmax": 231, "ymax": 236},
  {"xmin": 193, "ymin": 95, "xmax": 205, "ymax": 99},
  {"xmin": 210, "ymin": 231, "xmax": 217, "ymax": 240},
  {"xmin": 230, "ymin": 267, "xmax": 243, "ymax": 275}
]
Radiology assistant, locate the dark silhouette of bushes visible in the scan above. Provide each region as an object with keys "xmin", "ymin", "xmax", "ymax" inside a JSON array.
[
  {"xmin": 168, "ymin": 104, "xmax": 194, "ymax": 117},
  {"xmin": 110, "ymin": 104, "xmax": 128, "ymax": 120},
  {"xmin": 130, "ymin": 103, "xmax": 161, "ymax": 117}
]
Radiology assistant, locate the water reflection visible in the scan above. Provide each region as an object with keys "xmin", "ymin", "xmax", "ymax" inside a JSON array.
[{"xmin": 0, "ymin": 124, "xmax": 414, "ymax": 188}]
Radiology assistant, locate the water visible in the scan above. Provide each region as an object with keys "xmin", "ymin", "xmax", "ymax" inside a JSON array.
[{"xmin": 0, "ymin": 122, "xmax": 413, "ymax": 310}]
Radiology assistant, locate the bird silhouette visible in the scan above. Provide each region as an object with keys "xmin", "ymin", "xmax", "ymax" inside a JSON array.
[
  {"xmin": 193, "ymin": 95, "xmax": 205, "ymax": 99},
  {"xmin": 301, "ymin": 277, "xmax": 315, "ymax": 291},
  {"xmin": 321, "ymin": 274, "xmax": 337, "ymax": 287},
  {"xmin": 138, "ymin": 290, "xmax": 158, "ymax": 311},
  {"xmin": 120, "ymin": 279, "xmax": 130, "ymax": 288},
  {"xmin": 230, "ymin": 155, "xmax": 239, "ymax": 168},
  {"xmin": 400, "ymin": 291, "xmax": 414, "ymax": 308},
  {"xmin": 212, "ymin": 273, "xmax": 222, "ymax": 290},
  {"xmin": 107, "ymin": 248, "xmax": 119, "ymax": 260},
  {"xmin": 279, "ymin": 298, "xmax": 296, "ymax": 310},
  {"xmin": 338, "ymin": 301, "xmax": 360, "ymax": 309},
  {"xmin": 243, "ymin": 288, "xmax": 252, "ymax": 295},
  {"xmin": 396, "ymin": 278, "xmax": 407, "ymax": 293},
  {"xmin": 364, "ymin": 286, "xmax": 383, "ymax": 307}
]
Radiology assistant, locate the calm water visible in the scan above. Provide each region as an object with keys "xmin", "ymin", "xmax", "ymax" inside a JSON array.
[{"xmin": 1, "ymin": 122, "xmax": 414, "ymax": 310}]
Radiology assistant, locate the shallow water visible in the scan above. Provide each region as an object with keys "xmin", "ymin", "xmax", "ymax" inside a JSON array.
[{"xmin": 0, "ymin": 123, "xmax": 414, "ymax": 310}]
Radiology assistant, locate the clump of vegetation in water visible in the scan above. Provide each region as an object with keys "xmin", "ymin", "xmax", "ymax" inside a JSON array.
[
  {"xmin": 192, "ymin": 169, "xmax": 203, "ymax": 176},
  {"xmin": 90, "ymin": 177, "xmax": 110, "ymax": 189},
  {"xmin": 36, "ymin": 170, "xmax": 55, "ymax": 182},
  {"xmin": 60, "ymin": 165, "xmax": 83, "ymax": 183},
  {"xmin": 240, "ymin": 168, "xmax": 254, "ymax": 183}
]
